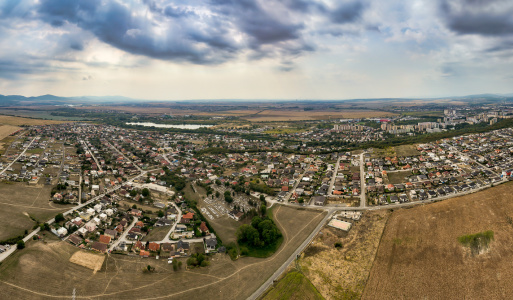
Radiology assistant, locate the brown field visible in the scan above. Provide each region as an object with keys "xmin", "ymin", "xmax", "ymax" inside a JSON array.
[
  {"xmin": 69, "ymin": 250, "xmax": 105, "ymax": 273},
  {"xmin": 142, "ymin": 226, "xmax": 170, "ymax": 242},
  {"xmin": 0, "ymin": 183, "xmax": 69, "ymax": 241},
  {"xmin": 0, "ymin": 205, "xmax": 326, "ymax": 299},
  {"xmin": 363, "ymin": 182, "xmax": 513, "ymax": 299},
  {"xmin": 301, "ymin": 210, "xmax": 390, "ymax": 299},
  {"xmin": 0, "ymin": 125, "xmax": 22, "ymax": 140},
  {"xmin": 0, "ymin": 115, "xmax": 67, "ymax": 126},
  {"xmin": 394, "ymin": 144, "xmax": 420, "ymax": 157},
  {"xmin": 244, "ymin": 110, "xmax": 398, "ymax": 122}
]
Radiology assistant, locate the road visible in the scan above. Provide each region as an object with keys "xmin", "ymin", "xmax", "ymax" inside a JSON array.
[
  {"xmin": 328, "ymin": 156, "xmax": 341, "ymax": 196},
  {"xmin": 161, "ymin": 201, "xmax": 183, "ymax": 243},
  {"xmin": 81, "ymin": 139, "xmax": 103, "ymax": 172},
  {"xmin": 248, "ymin": 208, "xmax": 335, "ymax": 300},
  {"xmin": 360, "ymin": 152, "xmax": 366, "ymax": 208},
  {"xmin": 0, "ymin": 136, "xmax": 38, "ymax": 176},
  {"xmin": 0, "ymin": 171, "xmax": 148, "ymax": 263},
  {"xmin": 105, "ymin": 141, "xmax": 142, "ymax": 172},
  {"xmin": 109, "ymin": 217, "xmax": 138, "ymax": 251}
]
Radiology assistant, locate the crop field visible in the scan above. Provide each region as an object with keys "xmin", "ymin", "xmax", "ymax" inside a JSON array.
[
  {"xmin": 363, "ymin": 182, "xmax": 513, "ymax": 299},
  {"xmin": 0, "ymin": 115, "xmax": 68, "ymax": 126},
  {"xmin": 69, "ymin": 251, "xmax": 105, "ymax": 273},
  {"xmin": 301, "ymin": 210, "xmax": 390, "ymax": 300},
  {"xmin": 243, "ymin": 110, "xmax": 398, "ymax": 122},
  {"xmin": 0, "ymin": 205, "xmax": 326, "ymax": 299},
  {"xmin": 0, "ymin": 183, "xmax": 69, "ymax": 241},
  {"xmin": 0, "ymin": 125, "xmax": 21, "ymax": 140}
]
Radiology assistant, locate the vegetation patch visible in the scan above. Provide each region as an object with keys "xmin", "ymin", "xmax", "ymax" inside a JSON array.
[
  {"xmin": 458, "ymin": 230, "xmax": 494, "ymax": 255},
  {"xmin": 237, "ymin": 215, "xmax": 283, "ymax": 258},
  {"xmin": 261, "ymin": 271, "xmax": 324, "ymax": 300}
]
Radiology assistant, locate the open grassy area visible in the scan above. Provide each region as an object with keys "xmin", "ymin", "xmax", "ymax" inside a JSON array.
[
  {"xmin": 142, "ymin": 226, "xmax": 171, "ymax": 242},
  {"xmin": 0, "ymin": 115, "xmax": 68, "ymax": 126},
  {"xmin": 363, "ymin": 181, "xmax": 513, "ymax": 299},
  {"xmin": 0, "ymin": 183, "xmax": 69, "ymax": 241},
  {"xmin": 386, "ymin": 170, "xmax": 411, "ymax": 185},
  {"xmin": 0, "ymin": 205, "xmax": 326, "ymax": 299},
  {"xmin": 261, "ymin": 271, "xmax": 324, "ymax": 300},
  {"xmin": 394, "ymin": 144, "xmax": 420, "ymax": 157},
  {"xmin": 301, "ymin": 210, "xmax": 390, "ymax": 300}
]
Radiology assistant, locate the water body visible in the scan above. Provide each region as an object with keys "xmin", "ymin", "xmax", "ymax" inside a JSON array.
[{"xmin": 126, "ymin": 122, "xmax": 213, "ymax": 129}]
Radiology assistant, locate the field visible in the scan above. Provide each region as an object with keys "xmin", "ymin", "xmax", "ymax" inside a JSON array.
[
  {"xmin": 0, "ymin": 205, "xmax": 326, "ymax": 299},
  {"xmin": 0, "ymin": 109, "xmax": 86, "ymax": 121},
  {"xmin": 363, "ymin": 182, "xmax": 513, "ymax": 299},
  {"xmin": 142, "ymin": 226, "xmax": 170, "ymax": 242},
  {"xmin": 261, "ymin": 271, "xmax": 324, "ymax": 300},
  {"xmin": 243, "ymin": 110, "xmax": 397, "ymax": 122},
  {"xmin": 69, "ymin": 250, "xmax": 105, "ymax": 273},
  {"xmin": 386, "ymin": 171, "xmax": 411, "ymax": 185},
  {"xmin": 0, "ymin": 183, "xmax": 69, "ymax": 241},
  {"xmin": 0, "ymin": 115, "xmax": 68, "ymax": 126},
  {"xmin": 394, "ymin": 144, "xmax": 420, "ymax": 157},
  {"xmin": 301, "ymin": 210, "xmax": 390, "ymax": 299}
]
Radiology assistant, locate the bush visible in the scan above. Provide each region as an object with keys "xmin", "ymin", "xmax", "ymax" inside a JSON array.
[
  {"xmin": 17, "ymin": 240, "xmax": 25, "ymax": 249},
  {"xmin": 334, "ymin": 242, "xmax": 342, "ymax": 249},
  {"xmin": 54, "ymin": 213, "xmax": 65, "ymax": 223}
]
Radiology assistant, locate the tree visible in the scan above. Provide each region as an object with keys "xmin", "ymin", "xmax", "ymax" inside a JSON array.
[
  {"xmin": 142, "ymin": 188, "xmax": 150, "ymax": 197},
  {"xmin": 55, "ymin": 213, "xmax": 65, "ymax": 223},
  {"xmin": 157, "ymin": 210, "xmax": 164, "ymax": 218},
  {"xmin": 17, "ymin": 240, "xmax": 25, "ymax": 249},
  {"xmin": 132, "ymin": 204, "xmax": 138, "ymax": 209},
  {"xmin": 260, "ymin": 204, "xmax": 267, "ymax": 216},
  {"xmin": 215, "ymin": 191, "xmax": 220, "ymax": 198},
  {"xmin": 260, "ymin": 194, "xmax": 265, "ymax": 202},
  {"xmin": 146, "ymin": 265, "xmax": 154, "ymax": 272}
]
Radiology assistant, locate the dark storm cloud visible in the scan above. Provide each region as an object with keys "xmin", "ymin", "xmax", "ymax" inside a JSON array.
[
  {"xmin": 439, "ymin": 0, "xmax": 513, "ymax": 36},
  {"xmin": 330, "ymin": 1, "xmax": 366, "ymax": 24},
  {"xmin": 0, "ymin": 0, "xmax": 371, "ymax": 68}
]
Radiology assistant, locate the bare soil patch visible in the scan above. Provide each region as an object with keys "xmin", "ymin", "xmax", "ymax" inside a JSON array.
[{"xmin": 363, "ymin": 182, "xmax": 513, "ymax": 300}]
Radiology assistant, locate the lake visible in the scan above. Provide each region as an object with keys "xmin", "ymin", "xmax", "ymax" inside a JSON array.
[{"xmin": 126, "ymin": 122, "xmax": 213, "ymax": 129}]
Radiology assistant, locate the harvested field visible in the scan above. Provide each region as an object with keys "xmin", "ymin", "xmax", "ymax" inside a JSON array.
[
  {"xmin": 244, "ymin": 110, "xmax": 397, "ymax": 122},
  {"xmin": 0, "ymin": 205, "xmax": 326, "ymax": 299},
  {"xmin": 386, "ymin": 170, "xmax": 410, "ymax": 185},
  {"xmin": 69, "ymin": 250, "xmax": 105, "ymax": 273},
  {"xmin": 301, "ymin": 210, "xmax": 390, "ymax": 299},
  {"xmin": 0, "ymin": 125, "xmax": 22, "ymax": 140},
  {"xmin": 363, "ymin": 182, "xmax": 513, "ymax": 300},
  {"xmin": 0, "ymin": 115, "xmax": 67, "ymax": 126}
]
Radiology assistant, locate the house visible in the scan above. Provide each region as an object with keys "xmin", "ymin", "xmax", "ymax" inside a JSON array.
[
  {"xmin": 98, "ymin": 235, "xmax": 111, "ymax": 244},
  {"xmin": 140, "ymin": 250, "xmax": 150, "ymax": 257},
  {"xmin": 176, "ymin": 240, "xmax": 190, "ymax": 254},
  {"xmin": 204, "ymin": 237, "xmax": 217, "ymax": 253},
  {"xmin": 91, "ymin": 241, "xmax": 108, "ymax": 253},
  {"xmin": 312, "ymin": 196, "xmax": 327, "ymax": 206},
  {"xmin": 229, "ymin": 210, "xmax": 244, "ymax": 221},
  {"xmin": 68, "ymin": 234, "xmax": 83, "ymax": 246},
  {"xmin": 199, "ymin": 221, "xmax": 209, "ymax": 234},
  {"xmin": 104, "ymin": 229, "xmax": 117, "ymax": 239},
  {"xmin": 161, "ymin": 243, "xmax": 175, "ymax": 253},
  {"xmin": 133, "ymin": 241, "xmax": 144, "ymax": 252},
  {"xmin": 148, "ymin": 242, "xmax": 160, "ymax": 252}
]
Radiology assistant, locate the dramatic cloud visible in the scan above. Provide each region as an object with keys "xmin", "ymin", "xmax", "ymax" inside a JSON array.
[
  {"xmin": 439, "ymin": 0, "xmax": 513, "ymax": 36},
  {"xmin": 0, "ymin": 0, "xmax": 512, "ymax": 99}
]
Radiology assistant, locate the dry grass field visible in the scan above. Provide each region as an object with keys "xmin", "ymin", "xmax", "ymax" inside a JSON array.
[
  {"xmin": 0, "ymin": 205, "xmax": 326, "ymax": 299},
  {"xmin": 69, "ymin": 251, "xmax": 105, "ymax": 273},
  {"xmin": 0, "ymin": 115, "xmax": 67, "ymax": 126},
  {"xmin": 0, "ymin": 183, "xmax": 69, "ymax": 241},
  {"xmin": 301, "ymin": 210, "xmax": 390, "ymax": 300},
  {"xmin": 363, "ymin": 182, "xmax": 513, "ymax": 299},
  {"xmin": 0, "ymin": 125, "xmax": 21, "ymax": 139}
]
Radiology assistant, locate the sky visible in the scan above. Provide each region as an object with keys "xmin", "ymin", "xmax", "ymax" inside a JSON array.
[{"xmin": 0, "ymin": 0, "xmax": 512, "ymax": 100}]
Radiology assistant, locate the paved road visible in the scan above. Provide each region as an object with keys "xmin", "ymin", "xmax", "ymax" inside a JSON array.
[
  {"xmin": 248, "ymin": 207, "xmax": 335, "ymax": 300},
  {"xmin": 81, "ymin": 139, "xmax": 103, "ymax": 172},
  {"xmin": 109, "ymin": 217, "xmax": 138, "ymax": 251},
  {"xmin": 106, "ymin": 141, "xmax": 142, "ymax": 172},
  {"xmin": 360, "ymin": 152, "xmax": 366, "ymax": 208},
  {"xmin": 0, "ymin": 136, "xmax": 38, "ymax": 176},
  {"xmin": 328, "ymin": 157, "xmax": 342, "ymax": 196}
]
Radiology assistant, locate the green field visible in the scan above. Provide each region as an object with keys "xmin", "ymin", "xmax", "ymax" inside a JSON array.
[{"xmin": 261, "ymin": 271, "xmax": 324, "ymax": 300}]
